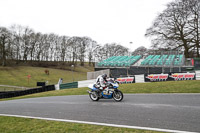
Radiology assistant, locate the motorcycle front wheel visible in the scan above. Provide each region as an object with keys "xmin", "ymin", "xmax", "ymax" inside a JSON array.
[
  {"xmin": 113, "ymin": 90, "xmax": 123, "ymax": 102},
  {"xmin": 89, "ymin": 91, "xmax": 99, "ymax": 101}
]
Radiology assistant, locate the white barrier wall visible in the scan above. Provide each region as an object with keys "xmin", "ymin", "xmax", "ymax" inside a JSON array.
[
  {"xmin": 135, "ymin": 75, "xmax": 145, "ymax": 83},
  {"xmin": 78, "ymin": 79, "xmax": 96, "ymax": 88},
  {"xmin": 195, "ymin": 70, "xmax": 200, "ymax": 80}
]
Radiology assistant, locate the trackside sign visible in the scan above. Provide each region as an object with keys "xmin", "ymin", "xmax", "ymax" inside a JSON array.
[
  {"xmin": 146, "ymin": 74, "xmax": 168, "ymax": 82},
  {"xmin": 169, "ymin": 73, "xmax": 195, "ymax": 80},
  {"xmin": 145, "ymin": 72, "xmax": 196, "ymax": 82},
  {"xmin": 116, "ymin": 77, "xmax": 135, "ymax": 84},
  {"xmin": 109, "ymin": 77, "xmax": 135, "ymax": 84}
]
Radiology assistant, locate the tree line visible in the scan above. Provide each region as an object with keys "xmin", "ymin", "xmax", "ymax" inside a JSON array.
[
  {"xmin": 146, "ymin": 0, "xmax": 200, "ymax": 58},
  {"xmin": 2, "ymin": 0, "xmax": 199, "ymax": 66},
  {"xmin": 0, "ymin": 25, "xmax": 129, "ymax": 66}
]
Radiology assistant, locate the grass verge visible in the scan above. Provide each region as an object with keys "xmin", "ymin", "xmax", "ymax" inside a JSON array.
[
  {"xmin": 0, "ymin": 66, "xmax": 93, "ymax": 88},
  {"xmin": 120, "ymin": 80, "xmax": 200, "ymax": 93},
  {"xmin": 0, "ymin": 116, "xmax": 161, "ymax": 133}
]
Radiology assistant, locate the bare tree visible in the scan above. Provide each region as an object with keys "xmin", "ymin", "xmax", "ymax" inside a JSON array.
[
  {"xmin": 34, "ymin": 33, "xmax": 48, "ymax": 61},
  {"xmin": 145, "ymin": 0, "xmax": 200, "ymax": 58},
  {"xmin": 0, "ymin": 27, "xmax": 12, "ymax": 66},
  {"xmin": 132, "ymin": 46, "xmax": 147, "ymax": 56},
  {"xmin": 2, "ymin": 23, "xmax": 136, "ymax": 66},
  {"xmin": 188, "ymin": 0, "xmax": 200, "ymax": 57},
  {"xmin": 78, "ymin": 37, "xmax": 94, "ymax": 66},
  {"xmin": 29, "ymin": 32, "xmax": 40, "ymax": 62},
  {"xmin": 103, "ymin": 43, "xmax": 128, "ymax": 57},
  {"xmin": 60, "ymin": 36, "xmax": 70, "ymax": 62},
  {"xmin": 10, "ymin": 24, "xmax": 24, "ymax": 63},
  {"xmin": 21, "ymin": 26, "xmax": 34, "ymax": 62},
  {"xmin": 48, "ymin": 33, "xmax": 57, "ymax": 61},
  {"xmin": 87, "ymin": 40, "xmax": 97, "ymax": 66}
]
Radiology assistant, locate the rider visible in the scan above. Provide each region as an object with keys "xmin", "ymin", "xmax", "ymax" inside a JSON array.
[{"xmin": 95, "ymin": 74, "xmax": 108, "ymax": 91}]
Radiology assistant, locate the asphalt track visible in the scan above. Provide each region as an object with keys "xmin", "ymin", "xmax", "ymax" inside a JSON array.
[{"xmin": 0, "ymin": 94, "xmax": 200, "ymax": 132}]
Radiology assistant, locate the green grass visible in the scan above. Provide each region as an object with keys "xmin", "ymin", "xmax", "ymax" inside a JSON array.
[
  {"xmin": 120, "ymin": 80, "xmax": 200, "ymax": 93},
  {"xmin": 0, "ymin": 116, "xmax": 161, "ymax": 133},
  {"xmin": 0, "ymin": 66, "xmax": 93, "ymax": 88}
]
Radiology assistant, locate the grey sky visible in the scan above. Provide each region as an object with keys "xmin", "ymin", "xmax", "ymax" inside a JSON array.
[{"xmin": 0, "ymin": 0, "xmax": 172, "ymax": 51}]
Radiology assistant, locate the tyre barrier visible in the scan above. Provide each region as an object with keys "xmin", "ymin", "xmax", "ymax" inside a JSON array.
[{"xmin": 0, "ymin": 85, "xmax": 55, "ymax": 99}]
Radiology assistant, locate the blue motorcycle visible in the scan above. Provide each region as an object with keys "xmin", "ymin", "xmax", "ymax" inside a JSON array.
[{"xmin": 87, "ymin": 80, "xmax": 123, "ymax": 102}]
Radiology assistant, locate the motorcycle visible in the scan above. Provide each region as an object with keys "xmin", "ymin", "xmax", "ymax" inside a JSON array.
[{"xmin": 87, "ymin": 79, "xmax": 123, "ymax": 102}]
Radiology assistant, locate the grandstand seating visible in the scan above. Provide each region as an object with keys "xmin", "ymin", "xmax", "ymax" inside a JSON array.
[
  {"xmin": 174, "ymin": 55, "xmax": 183, "ymax": 66},
  {"xmin": 164, "ymin": 55, "xmax": 175, "ymax": 65},
  {"xmin": 140, "ymin": 54, "xmax": 184, "ymax": 66},
  {"xmin": 98, "ymin": 55, "xmax": 141, "ymax": 67},
  {"xmin": 156, "ymin": 55, "xmax": 168, "ymax": 65},
  {"xmin": 148, "ymin": 55, "xmax": 161, "ymax": 65},
  {"xmin": 141, "ymin": 55, "xmax": 154, "ymax": 65},
  {"xmin": 97, "ymin": 54, "xmax": 184, "ymax": 67}
]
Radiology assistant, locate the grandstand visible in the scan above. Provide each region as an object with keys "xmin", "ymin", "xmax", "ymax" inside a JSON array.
[
  {"xmin": 97, "ymin": 55, "xmax": 141, "ymax": 67},
  {"xmin": 97, "ymin": 54, "xmax": 185, "ymax": 68},
  {"xmin": 95, "ymin": 51, "xmax": 195, "ymax": 78},
  {"xmin": 140, "ymin": 54, "xmax": 184, "ymax": 66}
]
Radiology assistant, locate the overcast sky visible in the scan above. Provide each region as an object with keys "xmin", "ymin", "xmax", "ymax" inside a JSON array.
[{"xmin": 0, "ymin": 0, "xmax": 172, "ymax": 51}]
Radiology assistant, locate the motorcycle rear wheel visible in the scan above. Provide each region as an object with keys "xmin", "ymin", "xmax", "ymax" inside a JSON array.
[
  {"xmin": 89, "ymin": 92, "xmax": 99, "ymax": 101},
  {"xmin": 113, "ymin": 90, "xmax": 123, "ymax": 102}
]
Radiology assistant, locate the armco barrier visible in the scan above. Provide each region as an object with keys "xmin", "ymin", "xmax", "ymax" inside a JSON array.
[
  {"xmin": 0, "ymin": 85, "xmax": 55, "ymax": 99},
  {"xmin": 60, "ymin": 82, "xmax": 78, "ymax": 90}
]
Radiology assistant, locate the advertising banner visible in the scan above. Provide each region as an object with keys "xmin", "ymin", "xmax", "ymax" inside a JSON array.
[
  {"xmin": 145, "ymin": 74, "xmax": 169, "ymax": 82},
  {"xmin": 169, "ymin": 73, "xmax": 196, "ymax": 81},
  {"xmin": 145, "ymin": 72, "xmax": 196, "ymax": 82},
  {"xmin": 116, "ymin": 77, "xmax": 135, "ymax": 84},
  {"xmin": 109, "ymin": 76, "xmax": 135, "ymax": 84}
]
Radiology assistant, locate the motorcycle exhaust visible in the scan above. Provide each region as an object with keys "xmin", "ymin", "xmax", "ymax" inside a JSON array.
[{"xmin": 87, "ymin": 90, "xmax": 92, "ymax": 94}]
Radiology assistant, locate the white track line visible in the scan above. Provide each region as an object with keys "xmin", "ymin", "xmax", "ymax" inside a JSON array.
[{"xmin": 0, "ymin": 114, "xmax": 197, "ymax": 133}]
